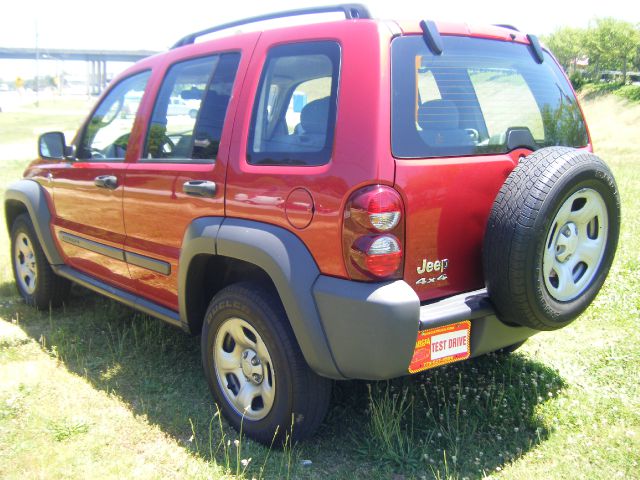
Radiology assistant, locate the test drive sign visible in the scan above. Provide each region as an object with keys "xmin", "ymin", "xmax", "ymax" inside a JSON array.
[{"xmin": 408, "ymin": 320, "xmax": 471, "ymax": 373}]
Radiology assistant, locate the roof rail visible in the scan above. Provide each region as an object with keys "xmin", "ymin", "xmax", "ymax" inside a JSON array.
[
  {"xmin": 493, "ymin": 24, "xmax": 520, "ymax": 32},
  {"xmin": 171, "ymin": 4, "xmax": 372, "ymax": 49}
]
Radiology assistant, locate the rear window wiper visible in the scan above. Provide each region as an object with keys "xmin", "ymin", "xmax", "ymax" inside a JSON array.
[{"xmin": 419, "ymin": 20, "xmax": 443, "ymax": 55}]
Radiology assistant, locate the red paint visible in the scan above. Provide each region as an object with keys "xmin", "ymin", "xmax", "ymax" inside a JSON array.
[
  {"xmin": 395, "ymin": 152, "xmax": 520, "ymax": 301},
  {"xmin": 49, "ymin": 161, "xmax": 132, "ymax": 289},
  {"xmin": 226, "ymin": 21, "xmax": 395, "ymax": 278},
  {"xmin": 393, "ymin": 20, "xmax": 532, "ymax": 44},
  {"xmin": 119, "ymin": 33, "xmax": 259, "ymax": 309},
  {"xmin": 122, "ymin": 163, "xmax": 221, "ymax": 308}
]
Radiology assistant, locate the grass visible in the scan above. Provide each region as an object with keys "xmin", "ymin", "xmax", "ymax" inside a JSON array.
[
  {"xmin": 0, "ymin": 97, "xmax": 88, "ymax": 148},
  {"xmin": 0, "ymin": 95, "xmax": 639, "ymax": 479},
  {"xmin": 580, "ymin": 82, "xmax": 640, "ymax": 104}
]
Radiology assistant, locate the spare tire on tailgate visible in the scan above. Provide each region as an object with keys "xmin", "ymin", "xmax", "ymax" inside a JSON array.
[{"xmin": 483, "ymin": 147, "xmax": 620, "ymax": 331}]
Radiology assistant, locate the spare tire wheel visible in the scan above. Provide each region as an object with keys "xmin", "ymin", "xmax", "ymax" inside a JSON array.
[{"xmin": 483, "ymin": 147, "xmax": 620, "ymax": 331}]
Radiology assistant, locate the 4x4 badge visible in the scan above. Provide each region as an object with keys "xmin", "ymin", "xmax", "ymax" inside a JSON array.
[{"xmin": 416, "ymin": 274, "xmax": 448, "ymax": 285}]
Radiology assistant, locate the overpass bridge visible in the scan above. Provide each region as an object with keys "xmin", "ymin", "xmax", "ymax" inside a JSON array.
[{"xmin": 0, "ymin": 47, "xmax": 159, "ymax": 94}]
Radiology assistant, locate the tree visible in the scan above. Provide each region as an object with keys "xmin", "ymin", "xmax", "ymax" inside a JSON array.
[
  {"xmin": 634, "ymin": 24, "xmax": 640, "ymax": 72},
  {"xmin": 585, "ymin": 18, "xmax": 640, "ymax": 83},
  {"xmin": 544, "ymin": 27, "xmax": 586, "ymax": 72}
]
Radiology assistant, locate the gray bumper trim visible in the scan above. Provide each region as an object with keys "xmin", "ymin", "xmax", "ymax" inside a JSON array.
[
  {"xmin": 313, "ymin": 277, "xmax": 420, "ymax": 380},
  {"xmin": 5, "ymin": 179, "xmax": 64, "ymax": 265},
  {"xmin": 418, "ymin": 288, "xmax": 537, "ymax": 360},
  {"xmin": 419, "ymin": 288, "xmax": 494, "ymax": 330},
  {"xmin": 314, "ymin": 279, "xmax": 538, "ymax": 380}
]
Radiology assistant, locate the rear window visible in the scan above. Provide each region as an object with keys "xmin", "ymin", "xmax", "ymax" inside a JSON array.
[{"xmin": 391, "ymin": 36, "xmax": 589, "ymax": 158}]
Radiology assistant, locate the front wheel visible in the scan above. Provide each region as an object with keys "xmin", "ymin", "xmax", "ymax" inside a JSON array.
[
  {"xmin": 202, "ymin": 282, "xmax": 331, "ymax": 444},
  {"xmin": 10, "ymin": 213, "xmax": 70, "ymax": 309}
]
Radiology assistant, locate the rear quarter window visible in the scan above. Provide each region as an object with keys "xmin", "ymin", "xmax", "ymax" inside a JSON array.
[
  {"xmin": 247, "ymin": 41, "xmax": 341, "ymax": 166},
  {"xmin": 391, "ymin": 36, "xmax": 589, "ymax": 159}
]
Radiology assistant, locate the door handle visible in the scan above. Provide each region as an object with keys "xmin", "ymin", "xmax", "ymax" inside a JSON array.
[
  {"xmin": 94, "ymin": 175, "xmax": 118, "ymax": 190},
  {"xmin": 183, "ymin": 180, "xmax": 217, "ymax": 198}
]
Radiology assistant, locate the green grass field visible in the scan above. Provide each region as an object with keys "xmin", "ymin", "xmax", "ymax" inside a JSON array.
[{"xmin": 0, "ymin": 94, "xmax": 638, "ymax": 479}]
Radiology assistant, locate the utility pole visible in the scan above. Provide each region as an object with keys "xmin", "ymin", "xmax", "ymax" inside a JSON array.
[{"xmin": 35, "ymin": 19, "xmax": 40, "ymax": 108}]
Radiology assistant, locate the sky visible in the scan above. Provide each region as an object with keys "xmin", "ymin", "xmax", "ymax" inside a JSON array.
[{"xmin": 1, "ymin": 0, "xmax": 640, "ymax": 79}]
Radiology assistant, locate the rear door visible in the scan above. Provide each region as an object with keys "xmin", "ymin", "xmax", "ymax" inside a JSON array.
[
  {"xmin": 225, "ymin": 22, "xmax": 395, "ymax": 279},
  {"xmin": 50, "ymin": 71, "xmax": 150, "ymax": 289},
  {"xmin": 122, "ymin": 36, "xmax": 256, "ymax": 310},
  {"xmin": 390, "ymin": 35, "xmax": 589, "ymax": 302}
]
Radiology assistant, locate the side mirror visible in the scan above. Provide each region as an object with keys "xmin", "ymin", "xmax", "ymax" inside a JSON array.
[{"xmin": 38, "ymin": 132, "xmax": 74, "ymax": 160}]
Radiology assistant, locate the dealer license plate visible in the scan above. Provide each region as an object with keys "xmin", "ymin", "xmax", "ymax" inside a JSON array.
[{"xmin": 408, "ymin": 320, "xmax": 471, "ymax": 374}]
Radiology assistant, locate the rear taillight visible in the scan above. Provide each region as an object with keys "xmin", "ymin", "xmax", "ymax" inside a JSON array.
[{"xmin": 343, "ymin": 185, "xmax": 404, "ymax": 280}]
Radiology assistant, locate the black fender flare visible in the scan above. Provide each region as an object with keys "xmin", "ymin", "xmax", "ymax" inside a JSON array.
[
  {"xmin": 4, "ymin": 179, "xmax": 64, "ymax": 265},
  {"xmin": 179, "ymin": 217, "xmax": 343, "ymax": 380}
]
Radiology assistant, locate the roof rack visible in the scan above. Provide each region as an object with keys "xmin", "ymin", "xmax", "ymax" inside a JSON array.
[
  {"xmin": 171, "ymin": 4, "xmax": 372, "ymax": 49},
  {"xmin": 493, "ymin": 24, "xmax": 520, "ymax": 32}
]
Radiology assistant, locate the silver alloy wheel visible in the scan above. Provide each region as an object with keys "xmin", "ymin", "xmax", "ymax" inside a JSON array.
[
  {"xmin": 543, "ymin": 188, "xmax": 608, "ymax": 302},
  {"xmin": 14, "ymin": 232, "xmax": 37, "ymax": 295},
  {"xmin": 213, "ymin": 317, "xmax": 276, "ymax": 421}
]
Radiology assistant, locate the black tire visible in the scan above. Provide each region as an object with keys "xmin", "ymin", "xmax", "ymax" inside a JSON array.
[
  {"xmin": 10, "ymin": 213, "xmax": 70, "ymax": 309},
  {"xmin": 483, "ymin": 147, "xmax": 620, "ymax": 331},
  {"xmin": 201, "ymin": 282, "xmax": 332, "ymax": 444}
]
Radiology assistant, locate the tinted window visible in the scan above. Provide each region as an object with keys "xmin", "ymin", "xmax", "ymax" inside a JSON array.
[
  {"xmin": 248, "ymin": 42, "xmax": 340, "ymax": 166},
  {"xmin": 144, "ymin": 53, "xmax": 240, "ymax": 162},
  {"xmin": 78, "ymin": 71, "xmax": 150, "ymax": 160},
  {"xmin": 391, "ymin": 36, "xmax": 589, "ymax": 158},
  {"xmin": 193, "ymin": 54, "xmax": 241, "ymax": 160}
]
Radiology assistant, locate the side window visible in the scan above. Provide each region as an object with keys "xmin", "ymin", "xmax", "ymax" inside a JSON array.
[
  {"xmin": 144, "ymin": 53, "xmax": 240, "ymax": 162},
  {"xmin": 193, "ymin": 54, "xmax": 241, "ymax": 160},
  {"xmin": 78, "ymin": 71, "xmax": 150, "ymax": 160},
  {"xmin": 248, "ymin": 41, "xmax": 340, "ymax": 166}
]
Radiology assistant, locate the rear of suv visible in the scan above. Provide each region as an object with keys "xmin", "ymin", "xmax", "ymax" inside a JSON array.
[{"xmin": 5, "ymin": 5, "xmax": 620, "ymax": 444}]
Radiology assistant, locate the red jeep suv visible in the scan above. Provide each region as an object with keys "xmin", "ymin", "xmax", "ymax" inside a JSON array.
[{"xmin": 5, "ymin": 5, "xmax": 620, "ymax": 443}]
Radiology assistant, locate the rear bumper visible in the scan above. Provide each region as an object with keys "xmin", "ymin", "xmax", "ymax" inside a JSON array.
[{"xmin": 312, "ymin": 276, "xmax": 537, "ymax": 380}]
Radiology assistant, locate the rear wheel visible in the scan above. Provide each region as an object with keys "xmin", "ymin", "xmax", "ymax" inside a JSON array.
[
  {"xmin": 202, "ymin": 282, "xmax": 331, "ymax": 444},
  {"xmin": 10, "ymin": 213, "xmax": 70, "ymax": 309},
  {"xmin": 213, "ymin": 316, "xmax": 277, "ymax": 422}
]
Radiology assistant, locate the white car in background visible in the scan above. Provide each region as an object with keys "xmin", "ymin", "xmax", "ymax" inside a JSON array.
[{"xmin": 168, "ymin": 97, "xmax": 199, "ymax": 118}]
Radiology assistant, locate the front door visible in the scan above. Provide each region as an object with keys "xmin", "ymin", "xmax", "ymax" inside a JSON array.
[{"xmin": 50, "ymin": 70, "xmax": 151, "ymax": 289}]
